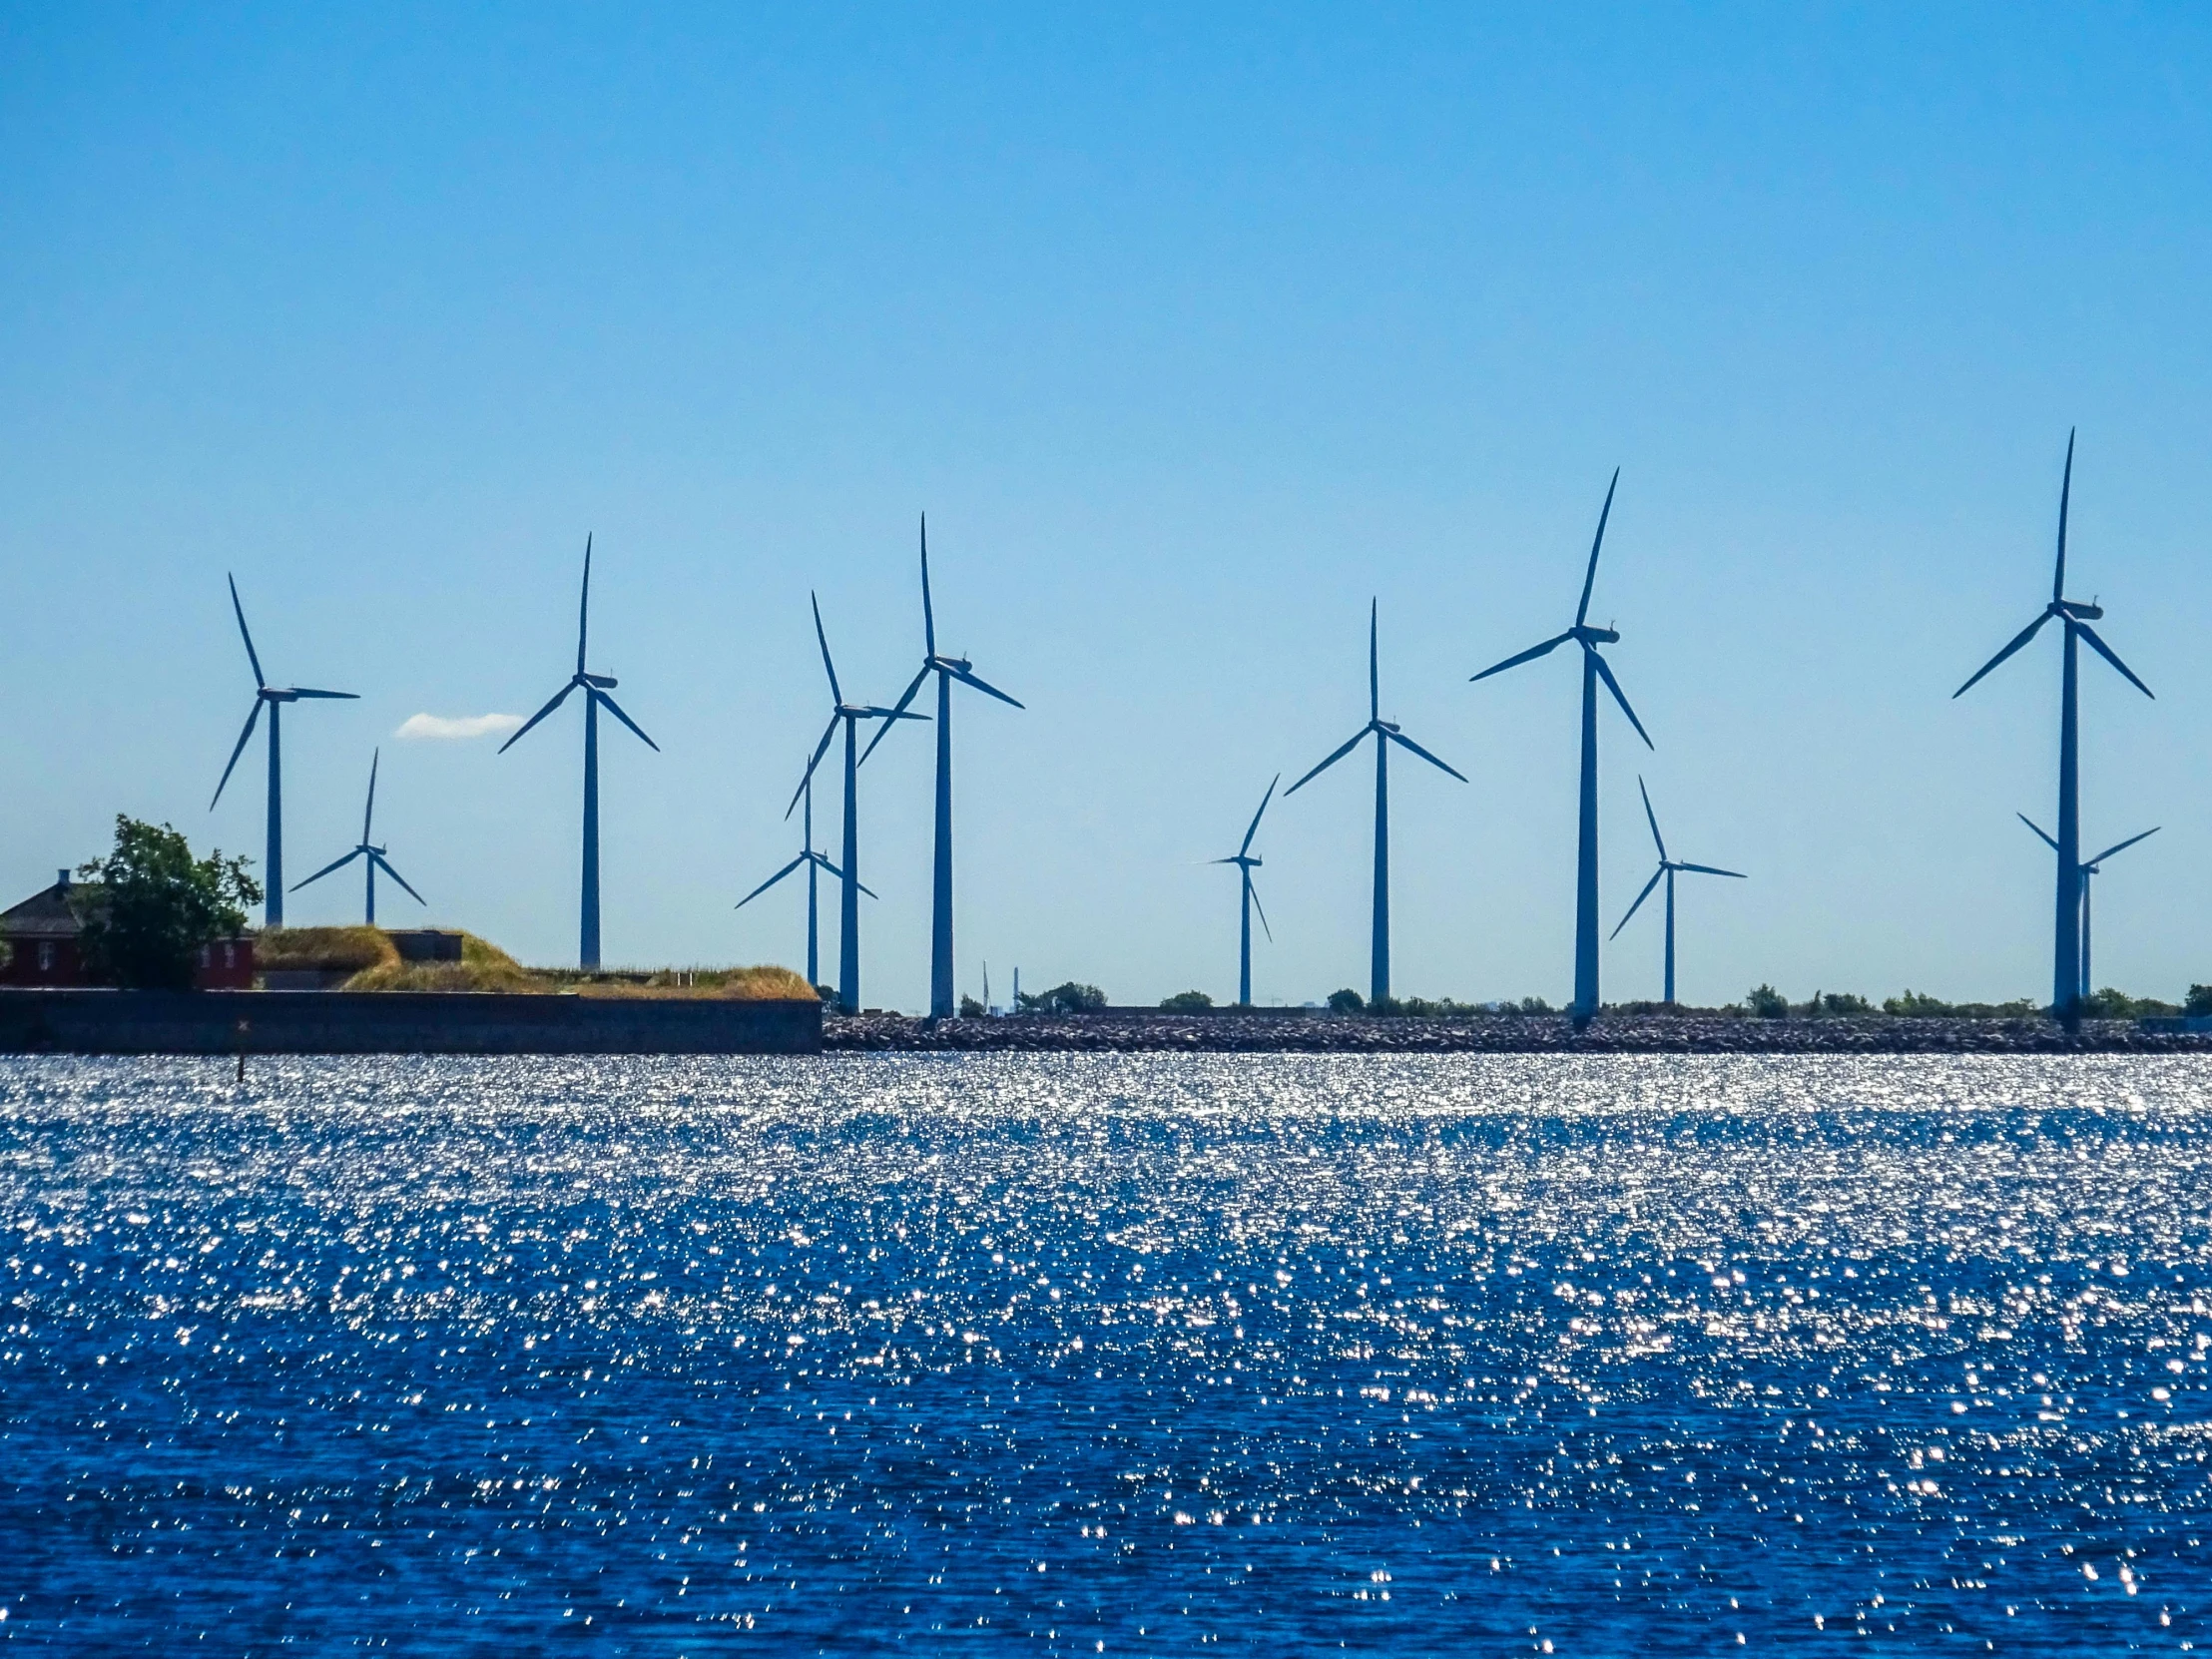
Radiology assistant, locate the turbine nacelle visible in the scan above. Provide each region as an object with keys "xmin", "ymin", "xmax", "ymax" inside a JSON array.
[{"xmin": 1573, "ymin": 624, "xmax": 1620, "ymax": 646}]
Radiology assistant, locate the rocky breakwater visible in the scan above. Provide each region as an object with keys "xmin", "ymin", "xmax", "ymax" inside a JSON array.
[{"xmin": 824, "ymin": 1009, "xmax": 2212, "ymax": 1054}]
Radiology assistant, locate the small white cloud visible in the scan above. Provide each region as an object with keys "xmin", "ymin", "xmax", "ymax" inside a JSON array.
[{"xmin": 396, "ymin": 712, "xmax": 525, "ymax": 742}]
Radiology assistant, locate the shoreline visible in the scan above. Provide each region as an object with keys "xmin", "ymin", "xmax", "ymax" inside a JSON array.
[{"xmin": 825, "ymin": 1009, "xmax": 2212, "ymax": 1053}]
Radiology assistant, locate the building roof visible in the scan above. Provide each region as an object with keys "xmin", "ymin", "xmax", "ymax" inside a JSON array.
[{"xmin": 0, "ymin": 877, "xmax": 87, "ymax": 939}]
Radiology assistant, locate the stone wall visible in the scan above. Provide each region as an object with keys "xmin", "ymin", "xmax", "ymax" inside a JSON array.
[{"xmin": 0, "ymin": 990, "xmax": 821, "ymax": 1055}]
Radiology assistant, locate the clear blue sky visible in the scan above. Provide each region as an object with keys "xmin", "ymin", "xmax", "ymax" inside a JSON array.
[{"xmin": 4, "ymin": 5, "xmax": 2209, "ymax": 1009}]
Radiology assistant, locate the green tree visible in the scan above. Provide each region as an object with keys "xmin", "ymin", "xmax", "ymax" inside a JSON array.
[
  {"xmin": 1159, "ymin": 989, "xmax": 1214, "ymax": 1011},
  {"xmin": 72, "ymin": 817, "xmax": 261, "ymax": 990},
  {"xmin": 2186, "ymin": 985, "xmax": 2212, "ymax": 1017},
  {"xmin": 1327, "ymin": 988, "xmax": 1364, "ymax": 1013},
  {"xmin": 1018, "ymin": 981, "xmax": 1107, "ymax": 1015}
]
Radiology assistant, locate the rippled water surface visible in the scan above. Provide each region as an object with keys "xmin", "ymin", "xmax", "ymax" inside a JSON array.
[{"xmin": 3, "ymin": 1053, "xmax": 2210, "ymax": 1653}]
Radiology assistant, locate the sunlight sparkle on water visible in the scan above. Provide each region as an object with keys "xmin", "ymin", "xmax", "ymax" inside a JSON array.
[{"xmin": 2, "ymin": 1053, "xmax": 2208, "ymax": 1651}]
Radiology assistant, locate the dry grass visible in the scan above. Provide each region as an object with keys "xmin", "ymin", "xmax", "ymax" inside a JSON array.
[
  {"xmin": 573, "ymin": 965, "xmax": 817, "ymax": 1000},
  {"xmin": 258, "ymin": 926, "xmax": 399, "ymax": 973},
  {"xmin": 326, "ymin": 931, "xmax": 815, "ymax": 1000},
  {"xmin": 343, "ymin": 932, "xmax": 537, "ymax": 993}
]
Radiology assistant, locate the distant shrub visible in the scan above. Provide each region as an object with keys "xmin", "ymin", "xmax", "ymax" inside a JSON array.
[
  {"xmin": 959, "ymin": 994, "xmax": 985, "ymax": 1017},
  {"xmin": 2187, "ymin": 985, "xmax": 2212, "ymax": 1017},
  {"xmin": 1515, "ymin": 995, "xmax": 1554, "ymax": 1016},
  {"xmin": 1327, "ymin": 988, "xmax": 1365, "ymax": 1013},
  {"xmin": 1159, "ymin": 990, "xmax": 1214, "ymax": 1011},
  {"xmin": 1745, "ymin": 983, "xmax": 1789, "ymax": 1019},
  {"xmin": 1019, "ymin": 981, "xmax": 1107, "ymax": 1015},
  {"xmin": 1884, "ymin": 989, "xmax": 1951, "ymax": 1016},
  {"xmin": 1800, "ymin": 991, "xmax": 1873, "ymax": 1018},
  {"xmin": 2083, "ymin": 987, "xmax": 2178, "ymax": 1020}
]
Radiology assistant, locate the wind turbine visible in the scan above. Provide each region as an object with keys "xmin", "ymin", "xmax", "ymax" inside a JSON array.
[
  {"xmin": 210, "ymin": 575, "xmax": 357, "ymax": 928},
  {"xmin": 1954, "ymin": 432, "xmax": 2153, "ymax": 1027},
  {"xmin": 736, "ymin": 766, "xmax": 873, "ymax": 988},
  {"xmin": 2018, "ymin": 815, "xmax": 2157, "ymax": 1005},
  {"xmin": 1210, "ymin": 776, "xmax": 1279, "ymax": 1006},
  {"xmin": 499, "ymin": 535, "xmax": 659, "ymax": 970},
  {"xmin": 290, "ymin": 750, "xmax": 425, "ymax": 925},
  {"xmin": 1287, "ymin": 601, "xmax": 1465, "ymax": 1005},
  {"xmin": 862, "ymin": 516, "xmax": 1024, "ymax": 1018},
  {"xmin": 1471, "ymin": 470, "xmax": 1652, "ymax": 1027},
  {"xmin": 791, "ymin": 593, "xmax": 926, "ymax": 1011},
  {"xmin": 1610, "ymin": 777, "xmax": 1743, "ymax": 1006}
]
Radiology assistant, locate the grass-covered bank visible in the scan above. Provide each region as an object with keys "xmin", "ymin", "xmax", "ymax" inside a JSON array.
[{"xmin": 256, "ymin": 927, "xmax": 813, "ymax": 999}]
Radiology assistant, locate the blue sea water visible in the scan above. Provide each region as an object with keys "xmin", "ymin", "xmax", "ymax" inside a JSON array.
[{"xmin": 1, "ymin": 1053, "xmax": 2208, "ymax": 1654}]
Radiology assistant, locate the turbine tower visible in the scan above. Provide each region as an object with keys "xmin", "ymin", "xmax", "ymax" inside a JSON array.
[
  {"xmin": 1610, "ymin": 777, "xmax": 1743, "ymax": 1006},
  {"xmin": 1210, "ymin": 776, "xmax": 1278, "ymax": 1006},
  {"xmin": 1471, "ymin": 470, "xmax": 1652, "ymax": 1028},
  {"xmin": 791, "ymin": 593, "xmax": 925, "ymax": 1011},
  {"xmin": 736, "ymin": 766, "xmax": 872, "ymax": 988},
  {"xmin": 1954, "ymin": 432, "xmax": 2153, "ymax": 1028},
  {"xmin": 210, "ymin": 575, "xmax": 357, "ymax": 929},
  {"xmin": 864, "ymin": 516, "xmax": 1024, "ymax": 1018},
  {"xmin": 291, "ymin": 750, "xmax": 425, "ymax": 925},
  {"xmin": 1287, "ymin": 601, "xmax": 1465, "ymax": 1005},
  {"xmin": 2018, "ymin": 815, "xmax": 2157, "ymax": 1005},
  {"xmin": 499, "ymin": 536, "xmax": 659, "ymax": 970}
]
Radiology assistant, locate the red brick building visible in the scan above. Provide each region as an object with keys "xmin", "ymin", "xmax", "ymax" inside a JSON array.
[{"xmin": 0, "ymin": 871, "xmax": 255, "ymax": 989}]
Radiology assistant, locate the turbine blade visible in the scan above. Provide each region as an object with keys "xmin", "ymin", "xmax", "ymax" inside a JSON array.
[
  {"xmin": 862, "ymin": 706, "xmax": 929, "ymax": 722},
  {"xmin": 1239, "ymin": 774, "xmax": 1280, "ymax": 857},
  {"xmin": 1369, "ymin": 598, "xmax": 1380, "ymax": 723},
  {"xmin": 736, "ymin": 854, "xmax": 808, "ymax": 908},
  {"xmin": 1470, "ymin": 631, "xmax": 1572, "ymax": 682},
  {"xmin": 285, "ymin": 688, "xmax": 357, "ymax": 700},
  {"xmin": 228, "ymin": 575, "xmax": 267, "ymax": 688},
  {"xmin": 786, "ymin": 716, "xmax": 840, "ymax": 819},
  {"xmin": 1610, "ymin": 862, "xmax": 1665, "ymax": 938},
  {"xmin": 1638, "ymin": 775, "xmax": 1666, "ymax": 861},
  {"xmin": 2087, "ymin": 827, "xmax": 2159, "ymax": 865},
  {"xmin": 859, "ymin": 666, "xmax": 931, "ymax": 764},
  {"xmin": 2054, "ymin": 429, "xmax": 2074, "ymax": 604},
  {"xmin": 362, "ymin": 748, "xmax": 379, "ymax": 843},
  {"xmin": 289, "ymin": 847, "xmax": 362, "ymax": 890},
  {"xmin": 810, "ymin": 592, "xmax": 842, "ymax": 706},
  {"xmin": 593, "ymin": 688, "xmax": 660, "ymax": 751},
  {"xmin": 920, "ymin": 513, "xmax": 936, "ymax": 659},
  {"xmin": 1576, "ymin": 467, "xmax": 1620, "ymax": 627},
  {"xmin": 2017, "ymin": 812, "xmax": 2059, "ymax": 851},
  {"xmin": 1592, "ymin": 651, "xmax": 1654, "ymax": 749},
  {"xmin": 2074, "ymin": 621, "xmax": 2153, "ymax": 700},
  {"xmin": 1676, "ymin": 862, "xmax": 1746, "ymax": 879},
  {"xmin": 372, "ymin": 852, "xmax": 427, "ymax": 905},
  {"xmin": 946, "ymin": 664, "xmax": 1023, "ymax": 708},
  {"xmin": 855, "ymin": 876, "xmax": 879, "ymax": 900},
  {"xmin": 1249, "ymin": 875, "xmax": 1273, "ymax": 942},
  {"xmin": 1384, "ymin": 727, "xmax": 1468, "ymax": 783},
  {"xmin": 1284, "ymin": 728, "xmax": 1369, "ymax": 796},
  {"xmin": 577, "ymin": 533, "xmax": 593, "ymax": 676},
  {"xmin": 498, "ymin": 681, "xmax": 576, "ymax": 753},
  {"xmin": 209, "ymin": 699, "xmax": 264, "ymax": 809},
  {"xmin": 1952, "ymin": 611, "xmax": 2051, "ymax": 698}
]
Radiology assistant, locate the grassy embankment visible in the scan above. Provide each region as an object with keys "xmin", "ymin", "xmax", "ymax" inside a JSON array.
[{"xmin": 256, "ymin": 927, "xmax": 814, "ymax": 999}]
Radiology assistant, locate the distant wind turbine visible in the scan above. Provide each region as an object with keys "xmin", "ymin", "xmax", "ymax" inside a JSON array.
[
  {"xmin": 1610, "ymin": 778, "xmax": 1743, "ymax": 1006},
  {"xmin": 792, "ymin": 594, "xmax": 926, "ymax": 1011},
  {"xmin": 290, "ymin": 750, "xmax": 424, "ymax": 925},
  {"xmin": 1471, "ymin": 470, "xmax": 1652, "ymax": 1028},
  {"xmin": 499, "ymin": 536, "xmax": 659, "ymax": 970},
  {"xmin": 2018, "ymin": 815, "xmax": 2157, "ymax": 1005},
  {"xmin": 210, "ymin": 575, "xmax": 357, "ymax": 928},
  {"xmin": 1287, "ymin": 602, "xmax": 1465, "ymax": 1005},
  {"xmin": 1954, "ymin": 432, "xmax": 2153, "ymax": 1027},
  {"xmin": 736, "ymin": 765, "xmax": 873, "ymax": 988},
  {"xmin": 1210, "ymin": 776, "xmax": 1279, "ymax": 1007},
  {"xmin": 863, "ymin": 516, "xmax": 1024, "ymax": 1018}
]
